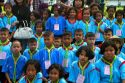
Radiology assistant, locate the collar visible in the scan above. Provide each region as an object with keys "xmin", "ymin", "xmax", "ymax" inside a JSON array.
[
  {"xmin": 45, "ymin": 45, "xmax": 55, "ymax": 51},
  {"xmin": 75, "ymin": 40, "xmax": 84, "ymax": 46},
  {"xmin": 35, "ymin": 34, "xmax": 43, "ymax": 38},
  {"xmin": 95, "ymin": 21, "xmax": 103, "ymax": 26},
  {"xmin": 68, "ymin": 19, "xmax": 76, "ymax": 24},
  {"xmin": 6, "ymin": 13, "xmax": 13, "ymax": 18},
  {"xmin": 0, "ymin": 39, "xmax": 10, "ymax": 46},
  {"xmin": 62, "ymin": 45, "xmax": 73, "ymax": 50}
]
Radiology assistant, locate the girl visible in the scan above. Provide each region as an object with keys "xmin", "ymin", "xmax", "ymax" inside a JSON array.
[
  {"xmin": 73, "ymin": 0, "xmax": 84, "ymax": 20},
  {"xmin": 66, "ymin": 7, "xmax": 79, "ymax": 38},
  {"xmin": 30, "ymin": 10, "xmax": 40, "ymax": 33},
  {"xmin": 2, "ymin": 3, "xmax": 18, "ymax": 38},
  {"xmin": 32, "ymin": 20, "xmax": 45, "ymax": 50},
  {"xmin": 46, "ymin": 4, "xmax": 66, "ymax": 37},
  {"xmin": 48, "ymin": 64, "xmax": 67, "ymax": 83},
  {"xmin": 68, "ymin": 46, "xmax": 98, "ymax": 83},
  {"xmin": 19, "ymin": 60, "xmax": 43, "ymax": 83},
  {"xmin": 95, "ymin": 40, "xmax": 125, "ymax": 83},
  {"xmin": 2, "ymin": 40, "xmax": 27, "ymax": 83}
]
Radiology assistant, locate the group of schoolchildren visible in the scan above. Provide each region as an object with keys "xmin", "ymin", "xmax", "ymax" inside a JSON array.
[{"xmin": 1, "ymin": 0, "xmax": 125, "ymax": 83}]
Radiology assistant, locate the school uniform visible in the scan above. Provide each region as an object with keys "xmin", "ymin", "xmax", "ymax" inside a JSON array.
[
  {"xmin": 68, "ymin": 61, "xmax": 98, "ymax": 83},
  {"xmin": 72, "ymin": 41, "xmax": 87, "ymax": 50},
  {"xmin": 58, "ymin": 46, "xmax": 77, "ymax": 73},
  {"xmin": 36, "ymin": 46, "xmax": 60, "ymax": 77},
  {"xmin": 19, "ymin": 72, "xmax": 43, "ymax": 83},
  {"xmin": 0, "ymin": 18, "xmax": 4, "ymax": 28},
  {"xmin": 46, "ymin": 16, "xmax": 66, "ymax": 36},
  {"xmin": 48, "ymin": 78, "xmax": 67, "ymax": 83},
  {"xmin": 117, "ymin": 52, "xmax": 125, "ymax": 60},
  {"xmin": 2, "ymin": 15, "xmax": 17, "ymax": 32},
  {"xmin": 111, "ymin": 21, "xmax": 125, "ymax": 38},
  {"xmin": 32, "ymin": 34, "xmax": 45, "ymax": 50},
  {"xmin": 23, "ymin": 49, "xmax": 39, "ymax": 60},
  {"xmin": 65, "ymin": 19, "xmax": 79, "ymax": 38},
  {"xmin": 121, "ymin": 44, "xmax": 125, "ymax": 54},
  {"xmin": 95, "ymin": 56, "xmax": 125, "ymax": 83},
  {"xmin": 30, "ymin": 21, "xmax": 35, "ymax": 33},
  {"xmin": 2, "ymin": 54, "xmax": 27, "ymax": 81},
  {"xmin": 104, "ymin": 18, "xmax": 116, "ymax": 28}
]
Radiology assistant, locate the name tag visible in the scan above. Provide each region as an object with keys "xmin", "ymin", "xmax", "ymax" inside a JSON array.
[
  {"xmin": 116, "ymin": 30, "xmax": 122, "ymax": 36},
  {"xmin": 104, "ymin": 65, "xmax": 110, "ymax": 75},
  {"xmin": 45, "ymin": 60, "xmax": 51, "ymax": 69},
  {"xmin": 76, "ymin": 74, "xmax": 85, "ymax": 83},
  {"xmin": 96, "ymin": 33, "xmax": 100, "ymax": 39},
  {"xmin": 0, "ymin": 52, "xmax": 6, "ymax": 59},
  {"xmin": 6, "ymin": 24, "xmax": 11, "ymax": 30},
  {"xmin": 54, "ymin": 24, "xmax": 59, "ymax": 30},
  {"xmin": 62, "ymin": 59, "xmax": 68, "ymax": 67}
]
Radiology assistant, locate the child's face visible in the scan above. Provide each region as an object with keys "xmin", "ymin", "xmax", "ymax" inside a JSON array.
[
  {"xmin": 83, "ymin": 9, "xmax": 90, "ymax": 21},
  {"xmin": 0, "ymin": 31, "xmax": 9, "ymax": 42},
  {"xmin": 91, "ymin": 6, "xmax": 99, "ymax": 15},
  {"xmin": 103, "ymin": 46, "xmax": 115, "ymax": 61},
  {"xmin": 104, "ymin": 32, "xmax": 112, "ymax": 40},
  {"xmin": 11, "ymin": 41, "xmax": 22, "ymax": 55},
  {"xmin": 53, "ymin": 9, "xmax": 59, "ymax": 16},
  {"xmin": 49, "ymin": 68, "xmax": 59, "ymax": 82},
  {"xmin": 26, "ymin": 64, "xmax": 36, "ymax": 80},
  {"xmin": 107, "ymin": 8, "xmax": 115, "ymax": 17},
  {"xmin": 30, "ymin": 14, "xmax": 36, "ymax": 21},
  {"xmin": 74, "ymin": 0, "xmax": 82, "ymax": 8},
  {"xmin": 44, "ymin": 35, "xmax": 54, "ymax": 47},
  {"xmin": 36, "ymin": 23, "xmax": 43, "ymax": 33},
  {"xmin": 5, "ymin": 5, "xmax": 12, "ymax": 13},
  {"xmin": 75, "ymin": 31, "xmax": 83, "ymax": 42},
  {"xmin": 86, "ymin": 37, "xmax": 96, "ymax": 46},
  {"xmin": 16, "ymin": 0, "xmax": 23, "ymax": 3},
  {"xmin": 42, "ymin": 11, "xmax": 49, "ymax": 19},
  {"xmin": 116, "ymin": 14, "xmax": 123, "ymax": 22},
  {"xmin": 95, "ymin": 12, "xmax": 102, "ymax": 22},
  {"xmin": 69, "ymin": 9, "xmax": 77, "ymax": 18},
  {"xmin": 54, "ymin": 38, "xmax": 62, "ymax": 48},
  {"xmin": 62, "ymin": 35, "xmax": 72, "ymax": 47},
  {"xmin": 29, "ymin": 42, "xmax": 37, "ymax": 51},
  {"xmin": 79, "ymin": 50, "xmax": 89, "ymax": 64}
]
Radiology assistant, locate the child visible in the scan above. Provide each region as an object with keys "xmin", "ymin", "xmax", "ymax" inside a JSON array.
[
  {"xmin": 0, "ymin": 14, "xmax": 4, "ymax": 28},
  {"xmin": 2, "ymin": 3, "xmax": 18, "ymax": 38},
  {"xmin": 104, "ymin": 6, "xmax": 116, "ymax": 28},
  {"xmin": 58, "ymin": 32, "xmax": 77, "ymax": 76},
  {"xmin": 85, "ymin": 32, "xmax": 100, "ymax": 63},
  {"xmin": 68, "ymin": 46, "xmax": 98, "ymax": 83},
  {"xmin": 77, "ymin": 7, "xmax": 94, "ymax": 36},
  {"xmin": 30, "ymin": 10, "xmax": 40, "ymax": 33},
  {"xmin": 95, "ymin": 40, "xmax": 125, "ymax": 83},
  {"xmin": 104, "ymin": 28, "xmax": 113, "ymax": 41},
  {"xmin": 23, "ymin": 38, "xmax": 39, "ymax": 60},
  {"xmin": 111, "ymin": 10, "xmax": 125, "ymax": 38},
  {"xmin": 46, "ymin": 4, "xmax": 66, "ymax": 37},
  {"xmin": 2, "ymin": 40, "xmax": 27, "ymax": 83},
  {"xmin": 54, "ymin": 37, "xmax": 62, "ymax": 48},
  {"xmin": 19, "ymin": 60, "xmax": 42, "ymax": 83},
  {"xmin": 33, "ymin": 20, "xmax": 45, "ymax": 50},
  {"xmin": 93, "ymin": 10, "xmax": 108, "ymax": 44},
  {"xmin": 66, "ymin": 7, "xmax": 79, "ymax": 38},
  {"xmin": 48, "ymin": 64, "xmax": 67, "ymax": 83},
  {"xmin": 36, "ymin": 31, "xmax": 60, "ymax": 78},
  {"xmin": 72, "ymin": 29, "xmax": 87, "ymax": 50},
  {"xmin": 0, "ymin": 28, "xmax": 11, "ymax": 82}
]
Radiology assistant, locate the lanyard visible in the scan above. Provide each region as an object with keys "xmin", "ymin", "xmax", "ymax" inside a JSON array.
[
  {"xmin": 63, "ymin": 45, "xmax": 71, "ymax": 59},
  {"xmin": 85, "ymin": 21, "xmax": 89, "ymax": 32},
  {"xmin": 26, "ymin": 76, "xmax": 36, "ymax": 83},
  {"xmin": 45, "ymin": 45, "xmax": 55, "ymax": 60},
  {"xmin": 79, "ymin": 61, "xmax": 89, "ymax": 75},
  {"xmin": 52, "ymin": 80, "xmax": 59, "ymax": 83},
  {"xmin": 0, "ymin": 40, "xmax": 9, "ymax": 51},
  {"xmin": 28, "ymin": 50, "xmax": 37, "ymax": 59},
  {"xmin": 116, "ymin": 21, "xmax": 124, "ymax": 29},
  {"xmin": 75, "ymin": 40, "xmax": 83, "ymax": 49},
  {"xmin": 97, "ymin": 21, "xmax": 102, "ymax": 32},
  {"xmin": 35, "ymin": 34, "xmax": 42, "ymax": 48},
  {"xmin": 12, "ymin": 53, "xmax": 21, "ymax": 83},
  {"xmin": 102, "ymin": 56, "xmax": 116, "ymax": 82},
  {"xmin": 6, "ymin": 13, "xmax": 13, "ymax": 24}
]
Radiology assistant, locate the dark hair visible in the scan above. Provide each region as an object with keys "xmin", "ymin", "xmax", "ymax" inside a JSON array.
[
  {"xmin": 93, "ymin": 10, "xmax": 103, "ymax": 20},
  {"xmin": 48, "ymin": 64, "xmax": 65, "ymax": 78},
  {"xmin": 100, "ymin": 40, "xmax": 118, "ymax": 54},
  {"xmin": 28, "ymin": 38, "xmax": 37, "ymax": 44},
  {"xmin": 4, "ymin": 2, "xmax": 12, "ymax": 10},
  {"xmin": 85, "ymin": 32, "xmax": 95, "ymax": 39},
  {"xmin": 104, "ymin": 28, "xmax": 113, "ymax": 34},
  {"xmin": 34, "ymin": 19, "xmax": 43, "ymax": 31},
  {"xmin": 76, "ymin": 46, "xmax": 94, "ymax": 60},
  {"xmin": 106, "ymin": 5, "xmax": 116, "ymax": 12},
  {"xmin": 23, "ymin": 60, "xmax": 41, "ymax": 74},
  {"xmin": 83, "ymin": 7, "xmax": 90, "ymax": 14},
  {"xmin": 40, "ymin": 8, "xmax": 51, "ymax": 19},
  {"xmin": 30, "ymin": 10, "xmax": 40, "ymax": 20},
  {"xmin": 51, "ymin": 4, "xmax": 61, "ymax": 14},
  {"xmin": 0, "ymin": 28, "xmax": 9, "ymax": 32},
  {"xmin": 75, "ymin": 29, "xmax": 83, "ymax": 34},
  {"xmin": 11, "ymin": 40, "xmax": 22, "ymax": 47},
  {"xmin": 43, "ymin": 31, "xmax": 54, "ymax": 38},
  {"xmin": 62, "ymin": 31, "xmax": 72, "ymax": 38},
  {"xmin": 73, "ymin": 0, "xmax": 84, "ymax": 8},
  {"xmin": 115, "ymin": 10, "xmax": 124, "ymax": 18},
  {"xmin": 90, "ymin": 3, "xmax": 100, "ymax": 10},
  {"xmin": 67, "ymin": 7, "xmax": 77, "ymax": 18}
]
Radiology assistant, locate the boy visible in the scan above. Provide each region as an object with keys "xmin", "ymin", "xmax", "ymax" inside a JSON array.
[
  {"xmin": 0, "ymin": 28, "xmax": 11, "ymax": 82},
  {"xmin": 104, "ymin": 28, "xmax": 113, "ymax": 41},
  {"xmin": 72, "ymin": 29, "xmax": 87, "ymax": 50},
  {"xmin": 111, "ymin": 10, "xmax": 125, "ymax": 38},
  {"xmin": 23, "ymin": 38, "xmax": 39, "ymax": 60},
  {"xmin": 58, "ymin": 31, "xmax": 77, "ymax": 77},
  {"xmin": 54, "ymin": 37, "xmax": 62, "ymax": 48},
  {"xmin": 36, "ymin": 31, "xmax": 60, "ymax": 78},
  {"xmin": 85, "ymin": 32, "xmax": 100, "ymax": 63}
]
